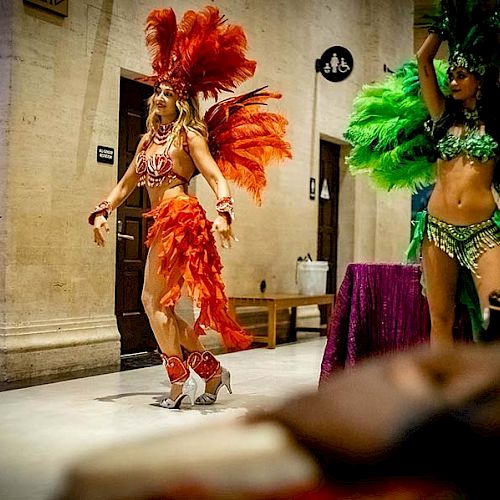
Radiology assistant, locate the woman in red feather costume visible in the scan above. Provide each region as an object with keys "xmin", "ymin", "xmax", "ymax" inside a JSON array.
[{"xmin": 88, "ymin": 6, "xmax": 291, "ymax": 409}]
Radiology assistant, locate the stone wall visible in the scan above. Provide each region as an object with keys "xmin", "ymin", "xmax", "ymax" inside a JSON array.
[{"xmin": 0, "ymin": 0, "xmax": 14, "ymax": 379}]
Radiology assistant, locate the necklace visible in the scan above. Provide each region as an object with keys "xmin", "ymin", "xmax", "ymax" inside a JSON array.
[
  {"xmin": 153, "ymin": 122, "xmax": 174, "ymax": 145},
  {"xmin": 463, "ymin": 107, "xmax": 479, "ymax": 127}
]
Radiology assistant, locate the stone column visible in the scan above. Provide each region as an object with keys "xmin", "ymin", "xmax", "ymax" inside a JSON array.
[{"xmin": 0, "ymin": 1, "xmax": 121, "ymax": 383}]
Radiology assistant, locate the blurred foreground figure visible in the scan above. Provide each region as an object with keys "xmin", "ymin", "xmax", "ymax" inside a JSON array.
[
  {"xmin": 262, "ymin": 341, "xmax": 500, "ymax": 498},
  {"xmin": 57, "ymin": 342, "xmax": 500, "ymax": 499}
]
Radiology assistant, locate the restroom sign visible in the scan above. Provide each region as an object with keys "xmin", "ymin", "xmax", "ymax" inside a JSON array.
[
  {"xmin": 316, "ymin": 46, "xmax": 353, "ymax": 82},
  {"xmin": 97, "ymin": 146, "xmax": 114, "ymax": 164}
]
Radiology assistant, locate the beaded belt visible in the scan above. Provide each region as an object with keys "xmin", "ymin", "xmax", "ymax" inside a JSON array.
[{"xmin": 426, "ymin": 212, "xmax": 500, "ymax": 277}]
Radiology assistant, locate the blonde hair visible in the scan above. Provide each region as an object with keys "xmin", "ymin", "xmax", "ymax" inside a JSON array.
[{"xmin": 145, "ymin": 93, "xmax": 208, "ymax": 147}]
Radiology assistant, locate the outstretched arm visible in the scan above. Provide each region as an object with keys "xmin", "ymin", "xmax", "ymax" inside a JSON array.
[
  {"xmin": 416, "ymin": 33, "xmax": 446, "ymax": 120},
  {"xmin": 187, "ymin": 130, "xmax": 234, "ymax": 249},
  {"xmin": 91, "ymin": 135, "xmax": 147, "ymax": 247}
]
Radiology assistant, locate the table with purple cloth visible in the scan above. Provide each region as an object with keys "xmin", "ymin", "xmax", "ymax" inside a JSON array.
[{"xmin": 319, "ymin": 263, "xmax": 472, "ymax": 384}]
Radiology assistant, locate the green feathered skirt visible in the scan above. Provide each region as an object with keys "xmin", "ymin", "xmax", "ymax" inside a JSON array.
[{"xmin": 406, "ymin": 210, "xmax": 500, "ymax": 340}]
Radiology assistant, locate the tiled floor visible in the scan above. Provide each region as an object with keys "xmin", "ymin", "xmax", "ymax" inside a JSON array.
[{"xmin": 0, "ymin": 335, "xmax": 326, "ymax": 500}]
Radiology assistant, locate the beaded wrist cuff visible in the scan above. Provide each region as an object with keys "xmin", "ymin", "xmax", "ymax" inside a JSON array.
[
  {"xmin": 216, "ymin": 196, "xmax": 235, "ymax": 224},
  {"xmin": 428, "ymin": 26, "xmax": 446, "ymax": 39},
  {"xmin": 88, "ymin": 200, "xmax": 111, "ymax": 226},
  {"xmin": 427, "ymin": 15, "xmax": 449, "ymax": 40}
]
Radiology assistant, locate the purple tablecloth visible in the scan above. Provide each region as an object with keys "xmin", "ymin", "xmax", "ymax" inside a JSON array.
[{"xmin": 319, "ymin": 263, "xmax": 472, "ymax": 385}]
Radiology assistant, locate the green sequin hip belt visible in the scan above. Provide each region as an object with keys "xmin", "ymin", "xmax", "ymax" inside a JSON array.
[{"xmin": 426, "ymin": 211, "xmax": 500, "ymax": 277}]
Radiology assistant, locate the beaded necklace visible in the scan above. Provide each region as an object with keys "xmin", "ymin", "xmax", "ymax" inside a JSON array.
[
  {"xmin": 153, "ymin": 122, "xmax": 174, "ymax": 145},
  {"xmin": 136, "ymin": 124, "xmax": 189, "ymax": 187}
]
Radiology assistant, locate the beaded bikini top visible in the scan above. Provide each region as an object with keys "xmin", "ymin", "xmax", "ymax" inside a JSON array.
[
  {"xmin": 136, "ymin": 150, "xmax": 190, "ymax": 188},
  {"xmin": 436, "ymin": 128, "xmax": 498, "ymax": 163},
  {"xmin": 433, "ymin": 108, "xmax": 498, "ymax": 163},
  {"xmin": 135, "ymin": 124, "xmax": 190, "ymax": 188}
]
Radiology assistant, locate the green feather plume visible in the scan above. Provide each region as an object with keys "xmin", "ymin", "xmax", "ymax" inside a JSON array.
[{"xmin": 344, "ymin": 59, "xmax": 449, "ymax": 192}]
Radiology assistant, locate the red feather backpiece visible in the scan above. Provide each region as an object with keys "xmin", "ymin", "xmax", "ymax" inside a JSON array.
[
  {"xmin": 143, "ymin": 6, "xmax": 256, "ymax": 100},
  {"xmin": 205, "ymin": 87, "xmax": 292, "ymax": 205}
]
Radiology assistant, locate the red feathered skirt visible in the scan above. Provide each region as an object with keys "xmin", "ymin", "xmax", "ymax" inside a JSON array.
[{"xmin": 144, "ymin": 194, "xmax": 252, "ymax": 350}]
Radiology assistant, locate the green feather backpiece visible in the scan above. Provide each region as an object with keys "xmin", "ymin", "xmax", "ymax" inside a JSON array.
[{"xmin": 344, "ymin": 59, "xmax": 449, "ymax": 192}]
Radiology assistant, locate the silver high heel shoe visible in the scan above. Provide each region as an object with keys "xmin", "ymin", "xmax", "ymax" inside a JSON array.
[
  {"xmin": 187, "ymin": 351, "xmax": 233, "ymax": 405},
  {"xmin": 160, "ymin": 373, "xmax": 198, "ymax": 409},
  {"xmin": 195, "ymin": 367, "xmax": 232, "ymax": 405},
  {"xmin": 159, "ymin": 354, "xmax": 198, "ymax": 409}
]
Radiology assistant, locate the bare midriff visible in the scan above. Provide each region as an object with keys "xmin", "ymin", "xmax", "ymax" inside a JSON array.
[
  {"xmin": 144, "ymin": 141, "xmax": 197, "ymax": 208},
  {"xmin": 428, "ymin": 155, "xmax": 497, "ymax": 225}
]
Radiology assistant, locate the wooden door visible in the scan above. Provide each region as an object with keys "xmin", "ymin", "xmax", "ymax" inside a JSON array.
[
  {"xmin": 115, "ymin": 78, "xmax": 156, "ymax": 354},
  {"xmin": 317, "ymin": 140, "xmax": 340, "ymax": 320}
]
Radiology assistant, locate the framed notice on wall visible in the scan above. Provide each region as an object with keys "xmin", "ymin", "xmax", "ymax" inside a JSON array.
[{"xmin": 24, "ymin": 0, "xmax": 69, "ymax": 17}]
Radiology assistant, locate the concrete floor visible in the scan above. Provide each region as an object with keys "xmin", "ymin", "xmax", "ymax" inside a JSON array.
[{"xmin": 0, "ymin": 335, "xmax": 326, "ymax": 500}]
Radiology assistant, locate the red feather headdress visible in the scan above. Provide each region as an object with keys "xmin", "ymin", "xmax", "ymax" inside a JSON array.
[{"xmin": 142, "ymin": 6, "xmax": 256, "ymax": 100}]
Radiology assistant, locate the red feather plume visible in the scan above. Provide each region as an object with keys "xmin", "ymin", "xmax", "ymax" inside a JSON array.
[
  {"xmin": 145, "ymin": 9, "xmax": 177, "ymax": 79},
  {"xmin": 174, "ymin": 6, "xmax": 256, "ymax": 99},
  {"xmin": 205, "ymin": 87, "xmax": 292, "ymax": 205}
]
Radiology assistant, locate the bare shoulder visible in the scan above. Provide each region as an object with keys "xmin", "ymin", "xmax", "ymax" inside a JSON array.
[
  {"xmin": 186, "ymin": 129, "xmax": 206, "ymax": 143},
  {"xmin": 186, "ymin": 129, "xmax": 209, "ymax": 153},
  {"xmin": 136, "ymin": 133, "xmax": 151, "ymax": 152}
]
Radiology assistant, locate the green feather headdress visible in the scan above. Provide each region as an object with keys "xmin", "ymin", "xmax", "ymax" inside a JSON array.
[
  {"xmin": 344, "ymin": 60, "xmax": 449, "ymax": 192},
  {"xmin": 428, "ymin": 0, "xmax": 500, "ymax": 75}
]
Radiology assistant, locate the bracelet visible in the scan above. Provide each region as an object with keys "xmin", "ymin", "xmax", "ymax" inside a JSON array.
[
  {"xmin": 88, "ymin": 200, "xmax": 111, "ymax": 226},
  {"xmin": 427, "ymin": 28, "xmax": 446, "ymax": 41},
  {"xmin": 216, "ymin": 196, "xmax": 235, "ymax": 224}
]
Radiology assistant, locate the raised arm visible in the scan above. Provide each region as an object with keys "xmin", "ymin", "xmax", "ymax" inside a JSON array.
[
  {"xmin": 416, "ymin": 33, "xmax": 446, "ymax": 120},
  {"xmin": 91, "ymin": 135, "xmax": 147, "ymax": 246},
  {"xmin": 187, "ymin": 130, "xmax": 234, "ymax": 248}
]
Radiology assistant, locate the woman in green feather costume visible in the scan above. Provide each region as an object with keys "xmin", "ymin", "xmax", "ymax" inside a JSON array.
[{"xmin": 345, "ymin": 0, "xmax": 500, "ymax": 345}]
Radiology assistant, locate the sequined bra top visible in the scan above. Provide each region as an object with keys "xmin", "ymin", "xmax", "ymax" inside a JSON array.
[
  {"xmin": 436, "ymin": 128, "xmax": 499, "ymax": 163},
  {"xmin": 135, "ymin": 135, "xmax": 191, "ymax": 188}
]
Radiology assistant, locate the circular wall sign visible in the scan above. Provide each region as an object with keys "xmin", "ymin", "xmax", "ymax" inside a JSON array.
[{"xmin": 317, "ymin": 46, "xmax": 353, "ymax": 82}]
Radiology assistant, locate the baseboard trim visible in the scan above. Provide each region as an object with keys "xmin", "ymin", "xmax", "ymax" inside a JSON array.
[
  {"xmin": 0, "ymin": 316, "xmax": 119, "ymax": 352},
  {"xmin": 0, "ymin": 316, "xmax": 121, "ymax": 383}
]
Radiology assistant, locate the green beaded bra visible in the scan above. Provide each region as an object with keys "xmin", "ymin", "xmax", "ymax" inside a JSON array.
[
  {"xmin": 435, "ymin": 108, "xmax": 499, "ymax": 163},
  {"xmin": 436, "ymin": 128, "xmax": 499, "ymax": 163}
]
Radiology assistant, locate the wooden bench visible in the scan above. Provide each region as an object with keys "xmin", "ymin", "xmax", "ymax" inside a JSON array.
[{"xmin": 229, "ymin": 293, "xmax": 335, "ymax": 349}]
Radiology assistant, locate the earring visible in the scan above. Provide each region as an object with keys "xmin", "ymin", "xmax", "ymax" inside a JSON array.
[{"xmin": 477, "ymin": 88, "xmax": 482, "ymax": 101}]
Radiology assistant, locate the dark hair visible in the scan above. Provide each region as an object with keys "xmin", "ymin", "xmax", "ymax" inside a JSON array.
[{"xmin": 434, "ymin": 69, "xmax": 499, "ymax": 135}]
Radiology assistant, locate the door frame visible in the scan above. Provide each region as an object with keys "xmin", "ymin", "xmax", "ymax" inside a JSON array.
[
  {"xmin": 317, "ymin": 138, "xmax": 340, "ymax": 296},
  {"xmin": 115, "ymin": 76, "xmax": 156, "ymax": 355}
]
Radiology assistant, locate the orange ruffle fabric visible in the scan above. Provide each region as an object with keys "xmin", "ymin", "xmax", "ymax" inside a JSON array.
[{"xmin": 145, "ymin": 195, "xmax": 252, "ymax": 350}]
